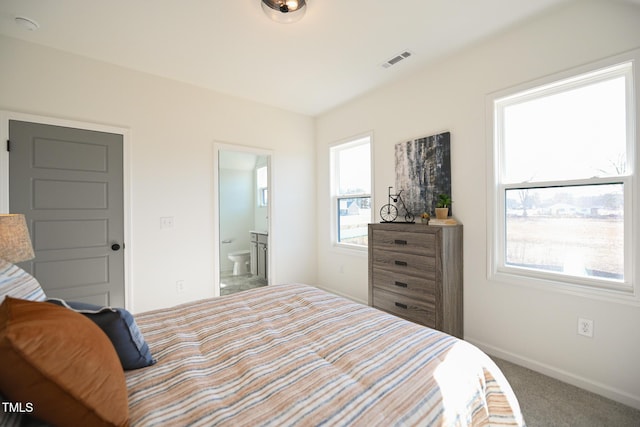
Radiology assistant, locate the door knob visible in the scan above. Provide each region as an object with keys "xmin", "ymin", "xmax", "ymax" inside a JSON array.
[{"xmin": 111, "ymin": 243, "xmax": 121, "ymax": 251}]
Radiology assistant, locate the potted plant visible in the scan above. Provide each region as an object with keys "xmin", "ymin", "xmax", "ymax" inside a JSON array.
[
  {"xmin": 420, "ymin": 212, "xmax": 430, "ymax": 224},
  {"xmin": 435, "ymin": 194, "xmax": 452, "ymax": 219}
]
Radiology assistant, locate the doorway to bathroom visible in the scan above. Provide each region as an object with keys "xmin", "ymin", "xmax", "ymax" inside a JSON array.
[{"xmin": 214, "ymin": 144, "xmax": 272, "ymax": 296}]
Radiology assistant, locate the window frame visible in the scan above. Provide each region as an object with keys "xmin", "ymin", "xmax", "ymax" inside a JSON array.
[
  {"xmin": 487, "ymin": 52, "xmax": 639, "ymax": 301},
  {"xmin": 256, "ymin": 165, "xmax": 268, "ymax": 207},
  {"xmin": 330, "ymin": 134, "xmax": 373, "ymax": 252}
]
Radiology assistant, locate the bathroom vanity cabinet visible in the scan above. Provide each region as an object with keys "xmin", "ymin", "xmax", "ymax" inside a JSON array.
[{"xmin": 250, "ymin": 232, "xmax": 268, "ymax": 283}]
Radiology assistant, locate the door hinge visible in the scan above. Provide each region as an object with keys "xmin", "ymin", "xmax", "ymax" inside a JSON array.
[{"xmin": 6, "ymin": 140, "xmax": 10, "ymax": 152}]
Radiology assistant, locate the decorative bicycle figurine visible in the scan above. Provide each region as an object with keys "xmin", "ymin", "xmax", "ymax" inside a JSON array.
[{"xmin": 380, "ymin": 186, "xmax": 415, "ymax": 223}]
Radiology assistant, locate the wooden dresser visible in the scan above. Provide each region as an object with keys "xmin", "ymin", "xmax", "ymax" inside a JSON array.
[{"xmin": 368, "ymin": 223, "xmax": 463, "ymax": 338}]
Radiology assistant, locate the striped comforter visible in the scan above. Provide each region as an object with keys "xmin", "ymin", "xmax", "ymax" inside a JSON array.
[{"xmin": 126, "ymin": 284, "xmax": 524, "ymax": 426}]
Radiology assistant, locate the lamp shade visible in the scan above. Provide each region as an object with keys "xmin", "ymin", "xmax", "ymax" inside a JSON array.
[{"xmin": 0, "ymin": 214, "xmax": 35, "ymax": 263}]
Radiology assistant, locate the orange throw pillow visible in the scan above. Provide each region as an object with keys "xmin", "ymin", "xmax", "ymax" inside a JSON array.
[{"xmin": 0, "ymin": 297, "xmax": 129, "ymax": 427}]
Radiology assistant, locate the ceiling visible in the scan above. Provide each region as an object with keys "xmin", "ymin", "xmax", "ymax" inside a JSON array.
[{"xmin": 0, "ymin": 0, "xmax": 598, "ymax": 116}]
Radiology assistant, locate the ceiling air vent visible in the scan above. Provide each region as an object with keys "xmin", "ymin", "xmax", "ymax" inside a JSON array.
[{"xmin": 382, "ymin": 51, "xmax": 413, "ymax": 69}]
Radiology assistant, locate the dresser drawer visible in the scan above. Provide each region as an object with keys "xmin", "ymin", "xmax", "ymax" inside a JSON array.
[
  {"xmin": 372, "ymin": 267, "xmax": 436, "ymax": 300},
  {"xmin": 371, "ymin": 249, "xmax": 436, "ymax": 279},
  {"xmin": 368, "ymin": 223, "xmax": 463, "ymax": 338},
  {"xmin": 373, "ymin": 288, "xmax": 436, "ymax": 328},
  {"xmin": 371, "ymin": 229, "xmax": 436, "ymax": 257}
]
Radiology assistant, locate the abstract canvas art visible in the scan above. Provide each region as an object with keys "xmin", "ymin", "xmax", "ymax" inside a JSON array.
[{"xmin": 395, "ymin": 131, "xmax": 451, "ymax": 217}]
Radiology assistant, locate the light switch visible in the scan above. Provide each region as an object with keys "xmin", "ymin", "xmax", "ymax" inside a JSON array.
[{"xmin": 160, "ymin": 216, "xmax": 174, "ymax": 229}]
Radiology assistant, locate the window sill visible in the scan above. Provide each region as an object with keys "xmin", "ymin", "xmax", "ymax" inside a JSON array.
[{"xmin": 489, "ymin": 269, "xmax": 640, "ymax": 306}]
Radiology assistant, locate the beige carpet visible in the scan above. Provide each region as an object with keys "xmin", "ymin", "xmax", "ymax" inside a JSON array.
[{"xmin": 493, "ymin": 358, "xmax": 640, "ymax": 426}]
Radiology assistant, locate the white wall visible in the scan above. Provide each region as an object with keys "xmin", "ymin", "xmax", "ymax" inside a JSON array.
[
  {"xmin": 316, "ymin": 0, "xmax": 640, "ymax": 409},
  {"xmin": 0, "ymin": 35, "xmax": 317, "ymax": 313}
]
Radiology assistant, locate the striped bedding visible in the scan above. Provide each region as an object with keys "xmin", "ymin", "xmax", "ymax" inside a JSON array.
[{"xmin": 126, "ymin": 283, "xmax": 524, "ymax": 426}]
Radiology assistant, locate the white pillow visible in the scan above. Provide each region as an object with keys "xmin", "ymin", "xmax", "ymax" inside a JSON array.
[{"xmin": 0, "ymin": 259, "xmax": 46, "ymax": 303}]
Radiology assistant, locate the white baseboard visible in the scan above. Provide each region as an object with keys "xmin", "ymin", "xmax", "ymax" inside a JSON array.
[{"xmin": 466, "ymin": 337, "xmax": 640, "ymax": 411}]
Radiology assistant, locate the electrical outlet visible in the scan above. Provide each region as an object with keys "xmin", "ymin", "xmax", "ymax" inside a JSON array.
[
  {"xmin": 176, "ymin": 280, "xmax": 185, "ymax": 294},
  {"xmin": 577, "ymin": 317, "xmax": 594, "ymax": 338}
]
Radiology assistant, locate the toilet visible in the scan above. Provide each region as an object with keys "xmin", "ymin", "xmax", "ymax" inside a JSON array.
[{"xmin": 228, "ymin": 250, "xmax": 250, "ymax": 275}]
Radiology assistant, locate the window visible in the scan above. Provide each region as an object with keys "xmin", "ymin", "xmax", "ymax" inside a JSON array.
[
  {"xmin": 330, "ymin": 136, "xmax": 372, "ymax": 249},
  {"xmin": 256, "ymin": 166, "xmax": 268, "ymax": 207},
  {"xmin": 489, "ymin": 59, "xmax": 635, "ymax": 294}
]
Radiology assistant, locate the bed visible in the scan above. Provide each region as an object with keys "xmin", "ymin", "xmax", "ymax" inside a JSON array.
[
  {"xmin": 1, "ymin": 260, "xmax": 524, "ymax": 426},
  {"xmin": 125, "ymin": 283, "xmax": 524, "ymax": 426}
]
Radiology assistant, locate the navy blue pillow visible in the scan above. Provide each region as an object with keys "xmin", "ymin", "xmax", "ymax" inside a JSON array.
[{"xmin": 46, "ymin": 299, "xmax": 156, "ymax": 370}]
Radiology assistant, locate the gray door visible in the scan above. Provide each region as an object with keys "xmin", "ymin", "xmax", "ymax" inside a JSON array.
[{"xmin": 9, "ymin": 120, "xmax": 125, "ymax": 307}]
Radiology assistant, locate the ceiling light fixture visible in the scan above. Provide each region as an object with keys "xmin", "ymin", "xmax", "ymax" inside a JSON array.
[
  {"xmin": 261, "ymin": 0, "xmax": 307, "ymax": 24},
  {"xmin": 15, "ymin": 16, "xmax": 40, "ymax": 31}
]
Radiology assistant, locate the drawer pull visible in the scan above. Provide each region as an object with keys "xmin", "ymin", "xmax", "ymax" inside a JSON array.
[
  {"xmin": 394, "ymin": 281, "xmax": 408, "ymax": 288},
  {"xmin": 395, "ymin": 302, "xmax": 408, "ymax": 309},
  {"xmin": 394, "ymin": 239, "xmax": 408, "ymax": 245},
  {"xmin": 394, "ymin": 260, "xmax": 408, "ymax": 266}
]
